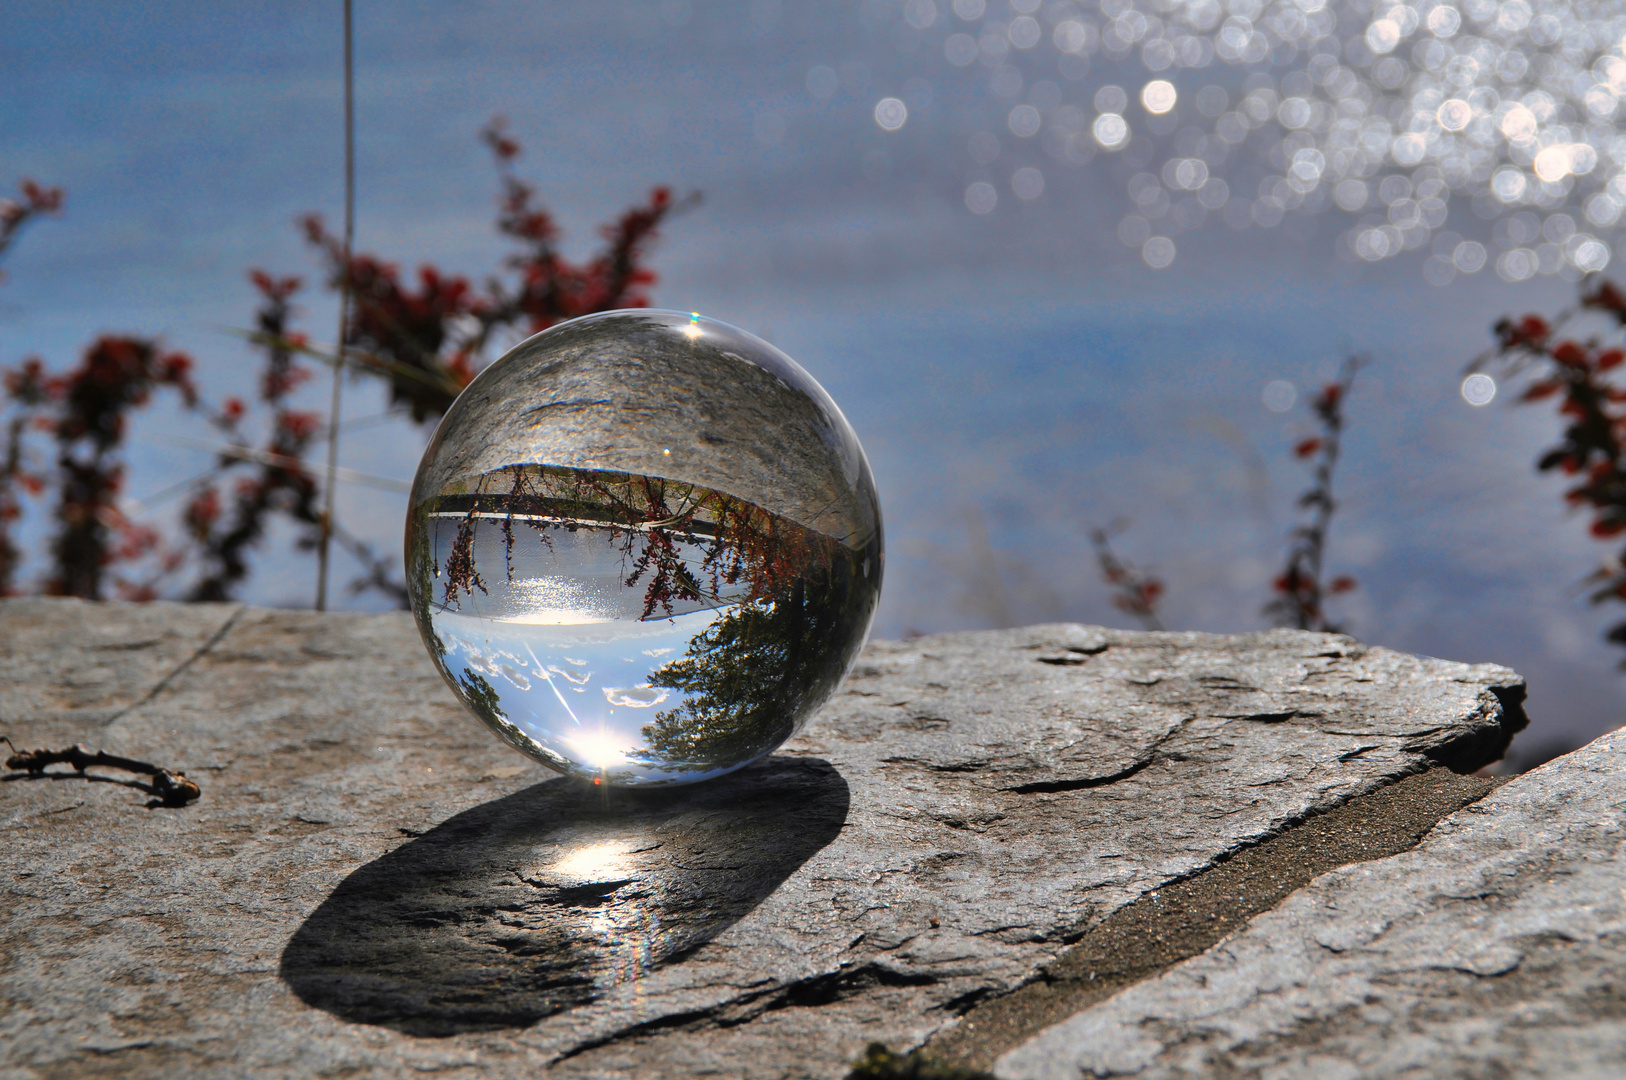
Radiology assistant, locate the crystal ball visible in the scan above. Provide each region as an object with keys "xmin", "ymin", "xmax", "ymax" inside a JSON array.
[{"xmin": 406, "ymin": 310, "xmax": 883, "ymax": 786}]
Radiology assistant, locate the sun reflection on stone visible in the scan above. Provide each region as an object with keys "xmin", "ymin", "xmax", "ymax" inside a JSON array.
[{"xmin": 554, "ymin": 841, "xmax": 628, "ymax": 879}]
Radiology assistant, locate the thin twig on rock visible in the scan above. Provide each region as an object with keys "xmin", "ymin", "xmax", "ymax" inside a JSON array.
[{"xmin": 1, "ymin": 737, "xmax": 200, "ymax": 807}]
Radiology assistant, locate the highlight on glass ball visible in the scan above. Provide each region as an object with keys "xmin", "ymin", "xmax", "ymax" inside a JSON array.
[{"xmin": 405, "ymin": 310, "xmax": 883, "ymax": 786}]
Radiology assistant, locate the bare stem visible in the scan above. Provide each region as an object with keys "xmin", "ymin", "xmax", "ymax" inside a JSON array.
[
  {"xmin": 2, "ymin": 737, "xmax": 201, "ymax": 808},
  {"xmin": 316, "ymin": 0, "xmax": 355, "ymax": 612}
]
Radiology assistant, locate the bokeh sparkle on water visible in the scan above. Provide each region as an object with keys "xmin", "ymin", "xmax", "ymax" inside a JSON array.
[{"xmin": 839, "ymin": 0, "xmax": 1626, "ymax": 281}]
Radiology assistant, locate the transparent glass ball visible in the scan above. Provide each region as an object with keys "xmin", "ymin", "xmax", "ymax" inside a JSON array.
[{"xmin": 406, "ymin": 310, "xmax": 884, "ymax": 786}]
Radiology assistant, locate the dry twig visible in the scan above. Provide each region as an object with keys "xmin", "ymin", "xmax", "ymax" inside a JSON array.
[{"xmin": 2, "ymin": 737, "xmax": 200, "ymax": 807}]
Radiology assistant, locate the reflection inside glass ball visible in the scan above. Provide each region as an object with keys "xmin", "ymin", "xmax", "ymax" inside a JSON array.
[{"xmin": 406, "ymin": 311, "xmax": 883, "ymax": 786}]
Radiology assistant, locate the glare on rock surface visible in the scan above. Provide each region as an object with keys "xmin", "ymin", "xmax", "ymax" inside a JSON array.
[{"xmin": 405, "ymin": 310, "xmax": 884, "ymax": 787}]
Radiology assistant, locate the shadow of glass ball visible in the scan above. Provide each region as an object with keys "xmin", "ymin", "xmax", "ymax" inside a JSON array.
[{"xmin": 279, "ymin": 755, "xmax": 848, "ymax": 1036}]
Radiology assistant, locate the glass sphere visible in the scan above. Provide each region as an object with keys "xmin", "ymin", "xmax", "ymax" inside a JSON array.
[{"xmin": 406, "ymin": 310, "xmax": 883, "ymax": 786}]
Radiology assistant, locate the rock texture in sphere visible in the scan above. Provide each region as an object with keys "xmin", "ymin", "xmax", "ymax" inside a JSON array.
[
  {"xmin": 996, "ymin": 726, "xmax": 1626, "ymax": 1080},
  {"xmin": 0, "ymin": 600, "xmax": 1529, "ymax": 1078}
]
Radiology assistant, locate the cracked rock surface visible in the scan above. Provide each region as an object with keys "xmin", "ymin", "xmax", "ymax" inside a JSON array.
[
  {"xmin": 0, "ymin": 600, "xmax": 1523, "ymax": 1078},
  {"xmin": 996, "ymin": 726, "xmax": 1626, "ymax": 1080}
]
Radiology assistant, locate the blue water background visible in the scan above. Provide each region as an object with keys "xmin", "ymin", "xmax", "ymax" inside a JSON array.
[{"xmin": 1, "ymin": 2, "xmax": 1614, "ymax": 752}]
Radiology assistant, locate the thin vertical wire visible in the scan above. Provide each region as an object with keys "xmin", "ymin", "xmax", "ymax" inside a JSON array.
[{"xmin": 316, "ymin": 0, "xmax": 354, "ymax": 611}]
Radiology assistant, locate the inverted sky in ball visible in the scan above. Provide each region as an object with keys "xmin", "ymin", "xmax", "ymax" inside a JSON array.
[{"xmin": 406, "ymin": 310, "xmax": 884, "ymax": 786}]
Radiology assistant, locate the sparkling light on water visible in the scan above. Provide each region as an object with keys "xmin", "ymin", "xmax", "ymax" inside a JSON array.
[
  {"xmin": 1462, "ymin": 371, "xmax": 1498, "ymax": 403},
  {"xmin": 967, "ymin": 179, "xmax": 1001, "ymax": 211},
  {"xmin": 854, "ymin": 0, "xmax": 1626, "ymax": 278},
  {"xmin": 874, "ymin": 96, "xmax": 910, "ymax": 130},
  {"xmin": 1141, "ymin": 78, "xmax": 1179, "ymax": 113},
  {"xmin": 1263, "ymin": 378, "xmax": 1299, "ymax": 410}
]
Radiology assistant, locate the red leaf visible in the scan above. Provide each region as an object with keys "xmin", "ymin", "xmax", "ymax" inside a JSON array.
[
  {"xmin": 1328, "ymin": 576, "xmax": 1357, "ymax": 594},
  {"xmin": 481, "ymin": 116, "xmax": 522, "ymax": 162},
  {"xmin": 19, "ymin": 179, "xmax": 63, "ymax": 213},
  {"xmin": 1294, "ymin": 438, "xmax": 1322, "ymax": 458},
  {"xmin": 1553, "ymin": 340, "xmax": 1588, "ymax": 367},
  {"xmin": 1585, "ymin": 280, "xmax": 1626, "ymax": 314},
  {"xmin": 278, "ymin": 411, "xmax": 322, "ymax": 441},
  {"xmin": 1599, "ymin": 349, "xmax": 1625, "ymax": 371}
]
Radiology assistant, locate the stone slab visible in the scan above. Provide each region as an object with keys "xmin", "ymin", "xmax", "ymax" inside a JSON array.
[
  {"xmin": 0, "ymin": 600, "xmax": 1524, "ymax": 1078},
  {"xmin": 923, "ymin": 767, "xmax": 1501, "ymax": 1072},
  {"xmin": 996, "ymin": 727, "xmax": 1626, "ymax": 1080}
]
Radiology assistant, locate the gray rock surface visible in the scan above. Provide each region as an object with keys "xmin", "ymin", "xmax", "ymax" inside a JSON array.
[
  {"xmin": 0, "ymin": 600, "xmax": 1523, "ymax": 1078},
  {"xmin": 996, "ymin": 726, "xmax": 1626, "ymax": 1080}
]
